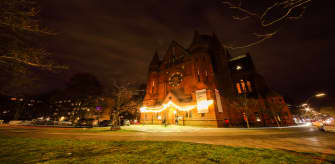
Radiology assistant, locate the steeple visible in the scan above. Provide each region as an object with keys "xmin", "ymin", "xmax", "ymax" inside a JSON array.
[{"xmin": 149, "ymin": 50, "xmax": 160, "ymax": 71}]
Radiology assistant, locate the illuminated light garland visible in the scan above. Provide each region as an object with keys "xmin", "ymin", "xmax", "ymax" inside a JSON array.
[{"xmin": 140, "ymin": 100, "xmax": 213, "ymax": 113}]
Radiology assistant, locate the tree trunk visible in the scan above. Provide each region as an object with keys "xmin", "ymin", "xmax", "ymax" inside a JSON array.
[
  {"xmin": 274, "ymin": 116, "xmax": 280, "ymax": 127},
  {"xmin": 246, "ymin": 116, "xmax": 250, "ymax": 128},
  {"xmin": 13, "ymin": 103, "xmax": 23, "ymax": 120},
  {"xmin": 110, "ymin": 111, "xmax": 121, "ymax": 130}
]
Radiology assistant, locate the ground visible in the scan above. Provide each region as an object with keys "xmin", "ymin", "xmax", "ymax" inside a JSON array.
[{"xmin": 0, "ymin": 125, "xmax": 335, "ymax": 163}]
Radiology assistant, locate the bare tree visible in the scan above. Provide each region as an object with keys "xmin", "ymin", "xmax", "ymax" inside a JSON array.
[
  {"xmin": 109, "ymin": 82, "xmax": 143, "ymax": 130},
  {"xmin": 265, "ymin": 100, "xmax": 286, "ymax": 127},
  {"xmin": 230, "ymin": 95, "xmax": 258, "ymax": 128},
  {"xmin": 0, "ymin": 0, "xmax": 66, "ymax": 70},
  {"xmin": 0, "ymin": 0, "xmax": 67, "ymax": 96},
  {"xmin": 221, "ymin": 0, "xmax": 311, "ymax": 49}
]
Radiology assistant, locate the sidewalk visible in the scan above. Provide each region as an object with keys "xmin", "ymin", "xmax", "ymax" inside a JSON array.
[
  {"xmin": 121, "ymin": 124, "xmax": 311, "ymax": 132},
  {"xmin": 122, "ymin": 125, "xmax": 209, "ymax": 132}
]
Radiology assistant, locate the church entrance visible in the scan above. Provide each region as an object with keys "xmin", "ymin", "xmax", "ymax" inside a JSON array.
[
  {"xmin": 160, "ymin": 107, "xmax": 178, "ymax": 125},
  {"xmin": 167, "ymin": 107, "xmax": 177, "ymax": 125}
]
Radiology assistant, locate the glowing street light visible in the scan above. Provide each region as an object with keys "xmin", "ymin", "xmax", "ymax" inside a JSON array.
[
  {"xmin": 315, "ymin": 93, "xmax": 326, "ymax": 98},
  {"xmin": 301, "ymin": 92, "xmax": 327, "ymax": 107}
]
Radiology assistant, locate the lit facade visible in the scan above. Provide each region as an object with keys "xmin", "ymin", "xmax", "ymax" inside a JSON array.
[{"xmin": 140, "ymin": 31, "xmax": 294, "ymax": 127}]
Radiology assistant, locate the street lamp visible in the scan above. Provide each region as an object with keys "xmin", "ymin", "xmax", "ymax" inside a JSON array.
[
  {"xmin": 300, "ymin": 92, "xmax": 327, "ymax": 121},
  {"xmin": 315, "ymin": 93, "xmax": 326, "ymax": 98},
  {"xmin": 301, "ymin": 92, "xmax": 327, "ymax": 107}
]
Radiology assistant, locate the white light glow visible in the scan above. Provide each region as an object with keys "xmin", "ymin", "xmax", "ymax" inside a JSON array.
[
  {"xmin": 59, "ymin": 116, "xmax": 65, "ymax": 121},
  {"xmin": 140, "ymin": 100, "xmax": 213, "ymax": 113},
  {"xmin": 315, "ymin": 93, "xmax": 326, "ymax": 97}
]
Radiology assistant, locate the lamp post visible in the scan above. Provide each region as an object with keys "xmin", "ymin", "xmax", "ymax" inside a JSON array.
[
  {"xmin": 301, "ymin": 92, "xmax": 326, "ymax": 121},
  {"xmin": 302, "ymin": 92, "xmax": 326, "ymax": 107}
]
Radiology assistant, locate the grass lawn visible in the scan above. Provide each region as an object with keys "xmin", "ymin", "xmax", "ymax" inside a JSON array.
[{"xmin": 0, "ymin": 135, "xmax": 334, "ymax": 164}]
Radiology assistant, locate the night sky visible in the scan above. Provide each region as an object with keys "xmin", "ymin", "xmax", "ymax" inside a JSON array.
[{"xmin": 36, "ymin": 0, "xmax": 334, "ymax": 102}]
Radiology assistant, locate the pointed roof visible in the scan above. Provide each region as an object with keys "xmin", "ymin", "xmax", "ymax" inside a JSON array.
[
  {"xmin": 150, "ymin": 50, "xmax": 160, "ymax": 66},
  {"xmin": 162, "ymin": 41, "xmax": 189, "ymax": 62}
]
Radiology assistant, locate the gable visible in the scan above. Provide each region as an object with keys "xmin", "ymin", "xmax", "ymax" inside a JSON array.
[{"xmin": 162, "ymin": 41, "xmax": 190, "ymax": 64}]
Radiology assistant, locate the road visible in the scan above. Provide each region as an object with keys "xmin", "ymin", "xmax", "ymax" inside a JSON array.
[{"xmin": 1, "ymin": 125, "xmax": 334, "ymax": 155}]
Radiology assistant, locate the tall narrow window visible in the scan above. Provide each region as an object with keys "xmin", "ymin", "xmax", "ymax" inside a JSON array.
[
  {"xmin": 246, "ymin": 81, "xmax": 252, "ymax": 92},
  {"xmin": 197, "ymin": 69, "xmax": 200, "ymax": 82},
  {"xmin": 205, "ymin": 71, "xmax": 208, "ymax": 81},
  {"xmin": 236, "ymin": 83, "xmax": 242, "ymax": 94},
  {"xmin": 152, "ymin": 81, "xmax": 155, "ymax": 94},
  {"xmin": 241, "ymin": 80, "xmax": 246, "ymax": 93}
]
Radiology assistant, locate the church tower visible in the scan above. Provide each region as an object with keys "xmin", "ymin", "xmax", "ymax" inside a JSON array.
[{"xmin": 140, "ymin": 31, "xmax": 294, "ymax": 127}]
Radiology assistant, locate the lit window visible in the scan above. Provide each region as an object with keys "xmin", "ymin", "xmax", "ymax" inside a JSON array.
[
  {"xmin": 241, "ymin": 80, "xmax": 246, "ymax": 92},
  {"xmin": 236, "ymin": 65, "xmax": 242, "ymax": 70},
  {"xmin": 197, "ymin": 69, "xmax": 200, "ymax": 82},
  {"xmin": 246, "ymin": 81, "xmax": 252, "ymax": 92},
  {"xmin": 236, "ymin": 83, "xmax": 242, "ymax": 94}
]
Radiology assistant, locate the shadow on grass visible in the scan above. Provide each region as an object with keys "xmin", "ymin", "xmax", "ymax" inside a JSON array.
[{"xmin": 0, "ymin": 135, "xmax": 334, "ymax": 164}]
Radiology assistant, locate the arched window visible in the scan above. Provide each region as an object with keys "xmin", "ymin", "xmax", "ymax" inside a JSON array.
[
  {"xmin": 152, "ymin": 81, "xmax": 155, "ymax": 94},
  {"xmin": 197, "ymin": 69, "xmax": 200, "ymax": 82},
  {"xmin": 240, "ymin": 80, "xmax": 246, "ymax": 92},
  {"xmin": 236, "ymin": 83, "xmax": 242, "ymax": 94},
  {"xmin": 246, "ymin": 81, "xmax": 252, "ymax": 92},
  {"xmin": 236, "ymin": 80, "xmax": 253, "ymax": 94}
]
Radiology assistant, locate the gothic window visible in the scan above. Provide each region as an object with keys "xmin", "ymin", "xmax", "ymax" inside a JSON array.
[
  {"xmin": 201, "ymin": 113, "xmax": 205, "ymax": 117},
  {"xmin": 236, "ymin": 83, "xmax": 242, "ymax": 94},
  {"xmin": 152, "ymin": 81, "xmax": 155, "ymax": 94},
  {"xmin": 197, "ymin": 69, "xmax": 200, "ymax": 82},
  {"xmin": 241, "ymin": 80, "xmax": 247, "ymax": 92},
  {"xmin": 246, "ymin": 81, "xmax": 252, "ymax": 92},
  {"xmin": 236, "ymin": 80, "xmax": 253, "ymax": 94},
  {"xmin": 205, "ymin": 71, "xmax": 208, "ymax": 81}
]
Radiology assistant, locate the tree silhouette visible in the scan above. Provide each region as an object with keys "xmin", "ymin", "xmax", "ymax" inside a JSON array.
[{"xmin": 221, "ymin": 0, "xmax": 311, "ymax": 49}]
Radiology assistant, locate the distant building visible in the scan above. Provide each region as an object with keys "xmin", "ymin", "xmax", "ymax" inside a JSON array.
[{"xmin": 140, "ymin": 31, "xmax": 293, "ymax": 127}]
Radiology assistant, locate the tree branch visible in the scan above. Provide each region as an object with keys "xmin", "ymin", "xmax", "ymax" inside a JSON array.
[
  {"xmin": 221, "ymin": 0, "xmax": 311, "ymax": 50},
  {"xmin": 0, "ymin": 56, "xmax": 68, "ymax": 69}
]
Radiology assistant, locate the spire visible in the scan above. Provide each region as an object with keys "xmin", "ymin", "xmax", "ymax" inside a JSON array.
[
  {"xmin": 150, "ymin": 50, "xmax": 160, "ymax": 66},
  {"xmin": 149, "ymin": 50, "xmax": 160, "ymax": 72}
]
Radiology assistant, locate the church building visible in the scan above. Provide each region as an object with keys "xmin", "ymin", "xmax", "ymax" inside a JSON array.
[{"xmin": 140, "ymin": 31, "xmax": 293, "ymax": 127}]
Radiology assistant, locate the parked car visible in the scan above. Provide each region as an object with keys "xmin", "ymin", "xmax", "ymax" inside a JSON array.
[
  {"xmin": 98, "ymin": 120, "xmax": 111, "ymax": 127},
  {"xmin": 75, "ymin": 118, "xmax": 94, "ymax": 128},
  {"xmin": 123, "ymin": 119, "xmax": 130, "ymax": 126}
]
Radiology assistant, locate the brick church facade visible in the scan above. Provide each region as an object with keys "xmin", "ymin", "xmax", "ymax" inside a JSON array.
[{"xmin": 140, "ymin": 31, "xmax": 294, "ymax": 127}]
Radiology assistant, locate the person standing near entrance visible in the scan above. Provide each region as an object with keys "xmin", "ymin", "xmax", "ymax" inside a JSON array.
[{"xmin": 162, "ymin": 118, "xmax": 167, "ymax": 127}]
